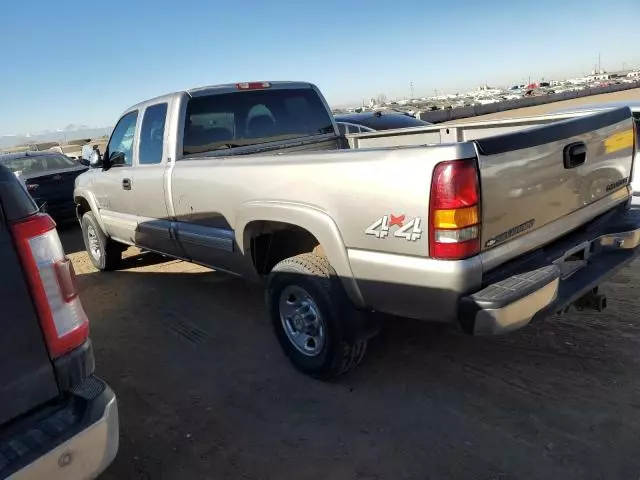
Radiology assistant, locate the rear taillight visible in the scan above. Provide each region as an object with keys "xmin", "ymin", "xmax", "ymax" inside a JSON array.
[
  {"xmin": 10, "ymin": 213, "xmax": 88, "ymax": 358},
  {"xmin": 429, "ymin": 159, "xmax": 481, "ymax": 260}
]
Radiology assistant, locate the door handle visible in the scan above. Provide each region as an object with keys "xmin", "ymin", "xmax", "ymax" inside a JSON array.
[
  {"xmin": 122, "ymin": 178, "xmax": 132, "ymax": 190},
  {"xmin": 563, "ymin": 142, "xmax": 587, "ymax": 169}
]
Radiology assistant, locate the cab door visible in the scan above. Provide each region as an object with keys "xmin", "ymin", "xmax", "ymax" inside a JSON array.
[
  {"xmin": 92, "ymin": 110, "xmax": 139, "ymax": 244},
  {"xmin": 133, "ymin": 100, "xmax": 183, "ymax": 258}
]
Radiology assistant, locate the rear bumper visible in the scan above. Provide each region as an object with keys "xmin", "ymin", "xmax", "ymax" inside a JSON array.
[
  {"xmin": 2, "ymin": 377, "xmax": 118, "ymax": 480},
  {"xmin": 459, "ymin": 206, "xmax": 640, "ymax": 335}
]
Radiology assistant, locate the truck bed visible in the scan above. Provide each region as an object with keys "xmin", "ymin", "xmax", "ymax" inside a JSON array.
[{"xmin": 343, "ymin": 106, "xmax": 636, "ymax": 266}]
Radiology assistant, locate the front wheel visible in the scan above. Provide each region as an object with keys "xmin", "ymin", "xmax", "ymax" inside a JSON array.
[
  {"xmin": 81, "ymin": 212, "xmax": 122, "ymax": 271},
  {"xmin": 266, "ymin": 253, "xmax": 367, "ymax": 379}
]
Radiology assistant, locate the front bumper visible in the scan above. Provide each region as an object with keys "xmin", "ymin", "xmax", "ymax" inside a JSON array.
[
  {"xmin": 459, "ymin": 206, "xmax": 640, "ymax": 335},
  {"xmin": 3, "ymin": 376, "xmax": 118, "ymax": 480}
]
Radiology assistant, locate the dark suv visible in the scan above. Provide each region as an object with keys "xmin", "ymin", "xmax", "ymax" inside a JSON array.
[
  {"xmin": 334, "ymin": 110, "xmax": 432, "ymax": 134},
  {"xmin": 0, "ymin": 163, "xmax": 118, "ymax": 479}
]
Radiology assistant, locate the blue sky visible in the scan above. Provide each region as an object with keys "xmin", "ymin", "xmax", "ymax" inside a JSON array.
[{"xmin": 1, "ymin": 0, "xmax": 638, "ymax": 135}]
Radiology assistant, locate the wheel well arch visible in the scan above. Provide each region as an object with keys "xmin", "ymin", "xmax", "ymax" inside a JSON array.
[
  {"xmin": 73, "ymin": 192, "xmax": 108, "ymax": 232},
  {"xmin": 243, "ymin": 220, "xmax": 323, "ymax": 275},
  {"xmin": 74, "ymin": 195, "xmax": 91, "ymax": 219},
  {"xmin": 235, "ymin": 204, "xmax": 365, "ymax": 308}
]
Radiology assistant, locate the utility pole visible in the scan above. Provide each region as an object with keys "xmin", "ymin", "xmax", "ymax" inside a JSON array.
[{"xmin": 598, "ymin": 52, "xmax": 601, "ymax": 72}]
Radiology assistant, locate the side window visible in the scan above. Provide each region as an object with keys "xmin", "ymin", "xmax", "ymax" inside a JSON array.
[
  {"xmin": 347, "ymin": 124, "xmax": 362, "ymax": 134},
  {"xmin": 139, "ymin": 103, "xmax": 168, "ymax": 165},
  {"xmin": 336, "ymin": 123, "xmax": 347, "ymax": 135},
  {"xmin": 106, "ymin": 111, "xmax": 138, "ymax": 167}
]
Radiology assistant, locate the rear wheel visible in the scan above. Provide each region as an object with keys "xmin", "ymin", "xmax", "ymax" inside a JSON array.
[
  {"xmin": 81, "ymin": 212, "xmax": 122, "ymax": 271},
  {"xmin": 266, "ymin": 253, "xmax": 367, "ymax": 379}
]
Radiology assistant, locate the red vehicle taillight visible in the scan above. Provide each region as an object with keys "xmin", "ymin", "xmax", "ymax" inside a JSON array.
[
  {"xmin": 429, "ymin": 158, "xmax": 481, "ymax": 260},
  {"xmin": 10, "ymin": 213, "xmax": 88, "ymax": 358}
]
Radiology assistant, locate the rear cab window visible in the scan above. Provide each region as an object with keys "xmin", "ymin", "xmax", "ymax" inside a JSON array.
[
  {"xmin": 182, "ymin": 87, "xmax": 335, "ymax": 156},
  {"xmin": 139, "ymin": 103, "xmax": 168, "ymax": 165}
]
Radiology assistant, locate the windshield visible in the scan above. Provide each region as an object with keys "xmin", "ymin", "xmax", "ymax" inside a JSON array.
[
  {"xmin": 183, "ymin": 87, "xmax": 335, "ymax": 156},
  {"xmin": 0, "ymin": 153, "xmax": 76, "ymax": 175}
]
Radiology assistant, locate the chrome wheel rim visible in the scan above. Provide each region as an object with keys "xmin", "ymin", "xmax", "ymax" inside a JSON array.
[
  {"xmin": 87, "ymin": 225, "xmax": 102, "ymax": 261},
  {"xmin": 279, "ymin": 285, "xmax": 326, "ymax": 357}
]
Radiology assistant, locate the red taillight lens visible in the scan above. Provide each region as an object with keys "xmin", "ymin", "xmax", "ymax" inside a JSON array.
[
  {"xmin": 429, "ymin": 159, "xmax": 481, "ymax": 260},
  {"xmin": 10, "ymin": 213, "xmax": 88, "ymax": 358},
  {"xmin": 430, "ymin": 159, "xmax": 479, "ymax": 209},
  {"xmin": 236, "ymin": 81, "xmax": 271, "ymax": 90}
]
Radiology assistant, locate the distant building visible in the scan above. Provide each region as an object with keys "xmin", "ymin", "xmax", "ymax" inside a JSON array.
[{"xmin": 585, "ymin": 69, "xmax": 630, "ymax": 81}]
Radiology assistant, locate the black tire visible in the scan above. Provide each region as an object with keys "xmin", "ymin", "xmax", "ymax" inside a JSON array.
[
  {"xmin": 266, "ymin": 253, "xmax": 367, "ymax": 379},
  {"xmin": 81, "ymin": 212, "xmax": 122, "ymax": 271}
]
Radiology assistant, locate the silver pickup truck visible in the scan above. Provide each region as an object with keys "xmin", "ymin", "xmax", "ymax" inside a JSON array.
[{"xmin": 74, "ymin": 81, "xmax": 640, "ymax": 378}]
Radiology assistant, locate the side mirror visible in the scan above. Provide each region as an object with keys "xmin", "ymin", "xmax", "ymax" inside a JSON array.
[{"xmin": 90, "ymin": 149, "xmax": 102, "ymax": 168}]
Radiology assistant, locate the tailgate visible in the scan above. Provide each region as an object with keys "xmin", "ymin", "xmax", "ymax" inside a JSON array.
[
  {"xmin": 0, "ymin": 171, "xmax": 59, "ymax": 426},
  {"xmin": 476, "ymin": 107, "xmax": 635, "ymax": 259}
]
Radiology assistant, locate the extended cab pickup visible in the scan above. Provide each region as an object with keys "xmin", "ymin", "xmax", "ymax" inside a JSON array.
[
  {"xmin": 0, "ymin": 164, "xmax": 118, "ymax": 478},
  {"xmin": 74, "ymin": 81, "xmax": 640, "ymax": 378}
]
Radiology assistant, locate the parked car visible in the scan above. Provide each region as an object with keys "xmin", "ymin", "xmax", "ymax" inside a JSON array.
[
  {"xmin": 48, "ymin": 145, "xmax": 84, "ymax": 162},
  {"xmin": 0, "ymin": 151, "xmax": 88, "ymax": 221},
  {"xmin": 334, "ymin": 111, "xmax": 432, "ymax": 134},
  {"xmin": 74, "ymin": 80, "xmax": 639, "ymax": 379},
  {"xmin": 0, "ymin": 163, "xmax": 118, "ymax": 479}
]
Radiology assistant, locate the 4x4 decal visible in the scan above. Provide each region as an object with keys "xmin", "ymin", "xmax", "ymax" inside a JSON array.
[{"xmin": 365, "ymin": 214, "xmax": 423, "ymax": 241}]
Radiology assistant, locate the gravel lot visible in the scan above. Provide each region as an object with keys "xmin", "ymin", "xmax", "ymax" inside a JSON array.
[{"xmin": 55, "ymin": 218, "xmax": 640, "ymax": 480}]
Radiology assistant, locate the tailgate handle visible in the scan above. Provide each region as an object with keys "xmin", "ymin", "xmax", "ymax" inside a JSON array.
[{"xmin": 564, "ymin": 142, "xmax": 587, "ymax": 169}]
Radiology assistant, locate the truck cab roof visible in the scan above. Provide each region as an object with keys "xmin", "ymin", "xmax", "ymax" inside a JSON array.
[{"xmin": 126, "ymin": 81, "xmax": 318, "ymax": 112}]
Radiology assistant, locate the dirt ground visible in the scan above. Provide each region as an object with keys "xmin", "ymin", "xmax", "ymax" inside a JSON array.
[
  {"xmin": 443, "ymin": 87, "xmax": 640, "ymax": 124},
  {"xmin": 54, "ymin": 219, "xmax": 640, "ymax": 480}
]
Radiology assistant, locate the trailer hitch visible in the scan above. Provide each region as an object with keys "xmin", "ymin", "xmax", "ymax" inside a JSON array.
[{"xmin": 572, "ymin": 287, "xmax": 607, "ymax": 313}]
